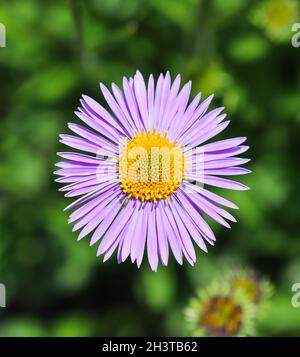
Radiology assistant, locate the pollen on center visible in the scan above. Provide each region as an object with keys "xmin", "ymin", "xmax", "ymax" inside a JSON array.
[{"xmin": 117, "ymin": 129, "xmax": 185, "ymax": 202}]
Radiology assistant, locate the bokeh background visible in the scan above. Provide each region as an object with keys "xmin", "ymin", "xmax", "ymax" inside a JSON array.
[{"xmin": 0, "ymin": 0, "xmax": 300, "ymax": 336}]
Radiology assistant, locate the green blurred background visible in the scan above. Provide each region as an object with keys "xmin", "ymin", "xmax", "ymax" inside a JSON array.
[{"xmin": 0, "ymin": 0, "xmax": 300, "ymax": 336}]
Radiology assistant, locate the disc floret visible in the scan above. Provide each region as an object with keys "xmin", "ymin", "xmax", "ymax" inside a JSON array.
[{"xmin": 118, "ymin": 129, "xmax": 185, "ymax": 202}]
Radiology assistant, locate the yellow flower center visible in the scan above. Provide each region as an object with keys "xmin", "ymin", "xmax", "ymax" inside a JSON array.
[
  {"xmin": 266, "ymin": 0, "xmax": 296, "ymax": 28},
  {"xmin": 200, "ymin": 296, "xmax": 243, "ymax": 336},
  {"xmin": 118, "ymin": 129, "xmax": 185, "ymax": 202},
  {"xmin": 233, "ymin": 277, "xmax": 261, "ymax": 304}
]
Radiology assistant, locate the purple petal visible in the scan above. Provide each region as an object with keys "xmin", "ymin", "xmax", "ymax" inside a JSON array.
[
  {"xmin": 201, "ymin": 175, "xmax": 249, "ymax": 190},
  {"xmin": 99, "ymin": 83, "xmax": 134, "ymax": 137},
  {"xmin": 182, "ymin": 181, "xmax": 239, "ymax": 209},
  {"xmin": 146, "ymin": 204, "xmax": 159, "ymax": 271},
  {"xmin": 81, "ymin": 94, "xmax": 129, "ymax": 138},
  {"xmin": 174, "ymin": 94, "xmax": 214, "ymax": 139},
  {"xmin": 201, "ymin": 137, "xmax": 247, "ymax": 152}
]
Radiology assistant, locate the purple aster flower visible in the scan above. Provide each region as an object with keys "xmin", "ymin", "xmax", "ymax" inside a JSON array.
[{"xmin": 55, "ymin": 71, "xmax": 250, "ymax": 271}]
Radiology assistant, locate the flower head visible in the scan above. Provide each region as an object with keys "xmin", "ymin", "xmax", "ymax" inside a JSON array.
[
  {"xmin": 229, "ymin": 268, "xmax": 274, "ymax": 317},
  {"xmin": 251, "ymin": 0, "xmax": 299, "ymax": 42},
  {"xmin": 185, "ymin": 282, "xmax": 255, "ymax": 336},
  {"xmin": 55, "ymin": 71, "xmax": 250, "ymax": 271}
]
